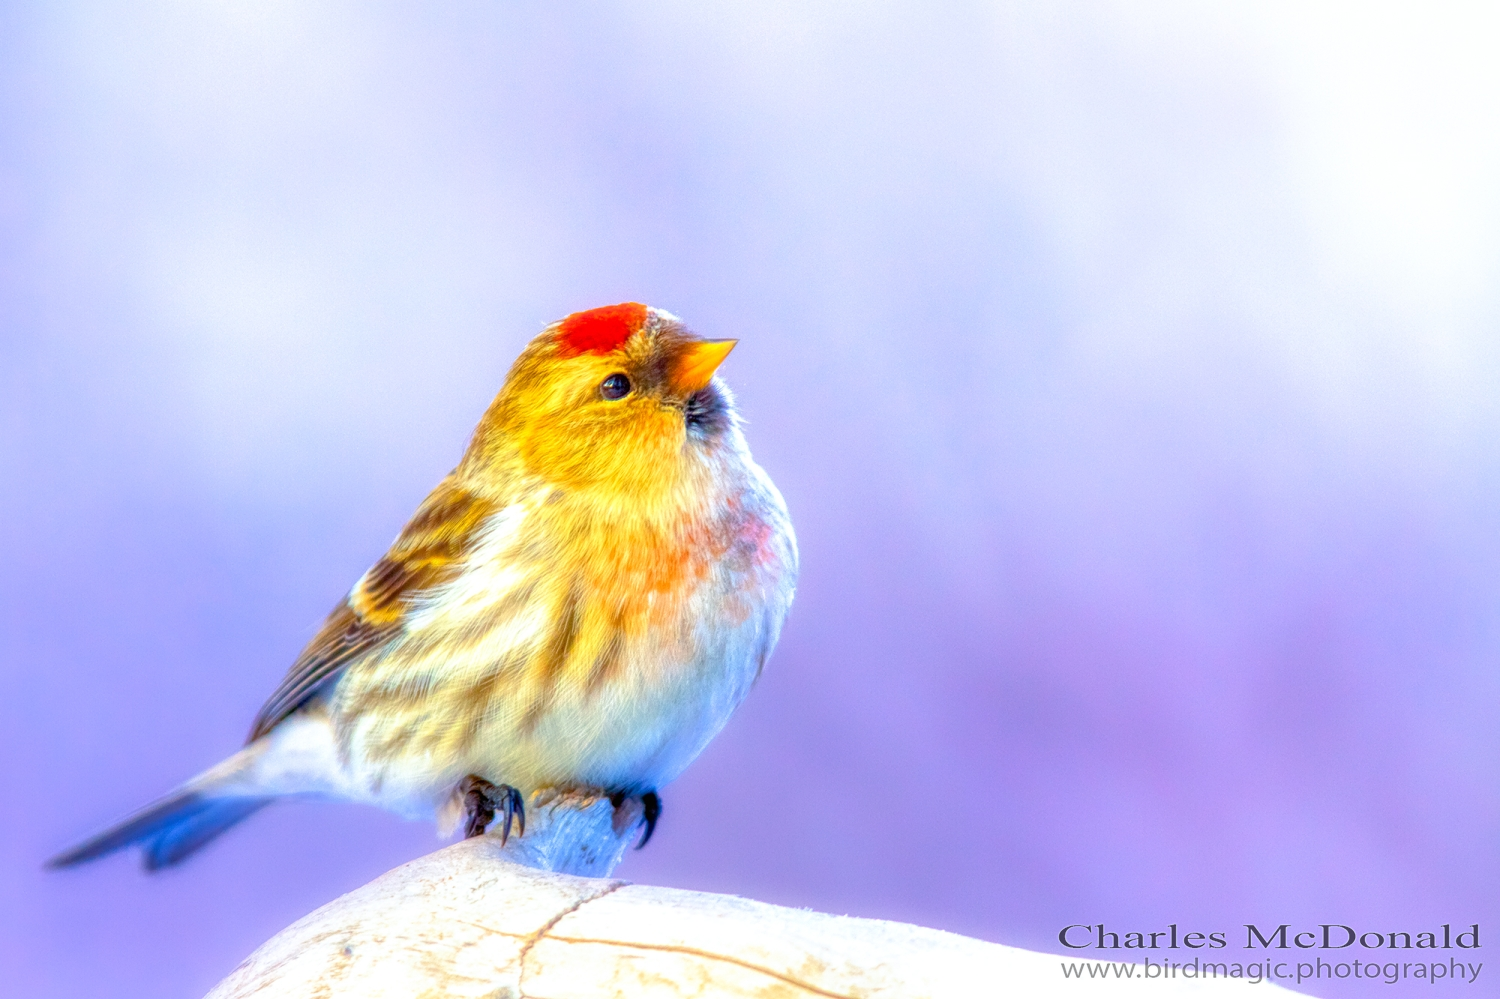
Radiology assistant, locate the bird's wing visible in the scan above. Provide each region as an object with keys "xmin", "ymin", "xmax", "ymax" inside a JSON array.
[{"xmin": 247, "ymin": 476, "xmax": 500, "ymax": 742}]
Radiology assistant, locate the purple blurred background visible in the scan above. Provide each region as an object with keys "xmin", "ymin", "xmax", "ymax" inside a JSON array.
[{"xmin": 4, "ymin": 4, "xmax": 1498, "ymax": 997}]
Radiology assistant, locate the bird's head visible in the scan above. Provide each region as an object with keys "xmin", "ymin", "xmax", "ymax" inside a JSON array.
[{"xmin": 465, "ymin": 304, "xmax": 743, "ymax": 499}]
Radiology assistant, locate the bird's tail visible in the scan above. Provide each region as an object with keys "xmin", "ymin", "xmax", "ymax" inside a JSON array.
[{"xmin": 47, "ymin": 746, "xmax": 273, "ymax": 871}]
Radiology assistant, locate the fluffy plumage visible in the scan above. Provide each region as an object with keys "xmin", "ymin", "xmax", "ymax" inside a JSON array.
[{"xmin": 49, "ymin": 304, "xmax": 797, "ymax": 869}]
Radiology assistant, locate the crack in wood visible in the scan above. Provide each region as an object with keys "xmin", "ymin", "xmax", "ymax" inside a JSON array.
[
  {"xmin": 539, "ymin": 934, "xmax": 864, "ymax": 999},
  {"xmin": 513, "ymin": 880, "xmax": 628, "ymax": 995}
]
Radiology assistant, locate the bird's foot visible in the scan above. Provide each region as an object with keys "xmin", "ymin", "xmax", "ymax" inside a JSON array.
[
  {"xmin": 608, "ymin": 789, "xmax": 661, "ymax": 849},
  {"xmin": 458, "ymin": 775, "xmax": 525, "ymax": 844}
]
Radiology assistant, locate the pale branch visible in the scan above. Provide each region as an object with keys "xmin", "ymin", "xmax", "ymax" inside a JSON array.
[{"xmin": 206, "ymin": 790, "xmax": 1303, "ymax": 997}]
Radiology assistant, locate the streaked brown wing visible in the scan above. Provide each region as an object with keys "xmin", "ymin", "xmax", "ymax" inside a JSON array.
[
  {"xmin": 245, "ymin": 601, "xmax": 397, "ymax": 742},
  {"xmin": 247, "ymin": 477, "xmax": 499, "ymax": 741}
]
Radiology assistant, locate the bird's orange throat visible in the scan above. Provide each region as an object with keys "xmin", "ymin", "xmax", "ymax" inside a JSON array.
[
  {"xmin": 534, "ymin": 446, "xmax": 763, "ymax": 630},
  {"xmin": 516, "ymin": 404, "xmax": 699, "ymax": 498}
]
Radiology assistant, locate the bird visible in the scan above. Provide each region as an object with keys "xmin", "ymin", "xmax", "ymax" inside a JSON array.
[{"xmin": 48, "ymin": 303, "xmax": 798, "ymax": 870}]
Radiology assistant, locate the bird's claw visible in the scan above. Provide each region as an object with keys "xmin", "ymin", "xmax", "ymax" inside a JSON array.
[
  {"xmin": 459, "ymin": 775, "xmax": 525, "ymax": 844},
  {"xmin": 609, "ymin": 789, "xmax": 662, "ymax": 849},
  {"xmin": 638, "ymin": 790, "xmax": 661, "ymax": 849}
]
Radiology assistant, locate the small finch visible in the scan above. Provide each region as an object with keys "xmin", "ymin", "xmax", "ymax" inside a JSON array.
[{"xmin": 50, "ymin": 303, "xmax": 797, "ymax": 869}]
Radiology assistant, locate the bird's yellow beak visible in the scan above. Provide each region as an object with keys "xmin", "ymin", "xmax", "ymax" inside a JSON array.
[{"xmin": 670, "ymin": 339, "xmax": 736, "ymax": 394}]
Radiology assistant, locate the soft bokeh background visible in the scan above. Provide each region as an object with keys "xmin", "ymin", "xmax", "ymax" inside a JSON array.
[{"xmin": 3, "ymin": 3, "xmax": 1498, "ymax": 996}]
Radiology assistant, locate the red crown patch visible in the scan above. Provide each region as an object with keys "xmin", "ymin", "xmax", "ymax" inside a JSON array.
[{"xmin": 557, "ymin": 302, "xmax": 649, "ymax": 356}]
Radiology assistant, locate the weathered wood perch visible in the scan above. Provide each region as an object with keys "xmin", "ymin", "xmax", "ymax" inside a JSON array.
[{"xmin": 207, "ymin": 790, "xmax": 1301, "ymax": 997}]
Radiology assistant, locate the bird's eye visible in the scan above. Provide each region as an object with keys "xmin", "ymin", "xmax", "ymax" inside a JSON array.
[{"xmin": 599, "ymin": 373, "xmax": 632, "ymax": 400}]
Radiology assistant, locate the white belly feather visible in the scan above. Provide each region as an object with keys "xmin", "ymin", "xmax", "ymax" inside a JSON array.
[{"xmin": 299, "ymin": 471, "xmax": 796, "ymax": 823}]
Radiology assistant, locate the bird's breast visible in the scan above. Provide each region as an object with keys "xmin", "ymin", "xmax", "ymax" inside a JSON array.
[{"xmin": 333, "ymin": 479, "xmax": 795, "ymax": 802}]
